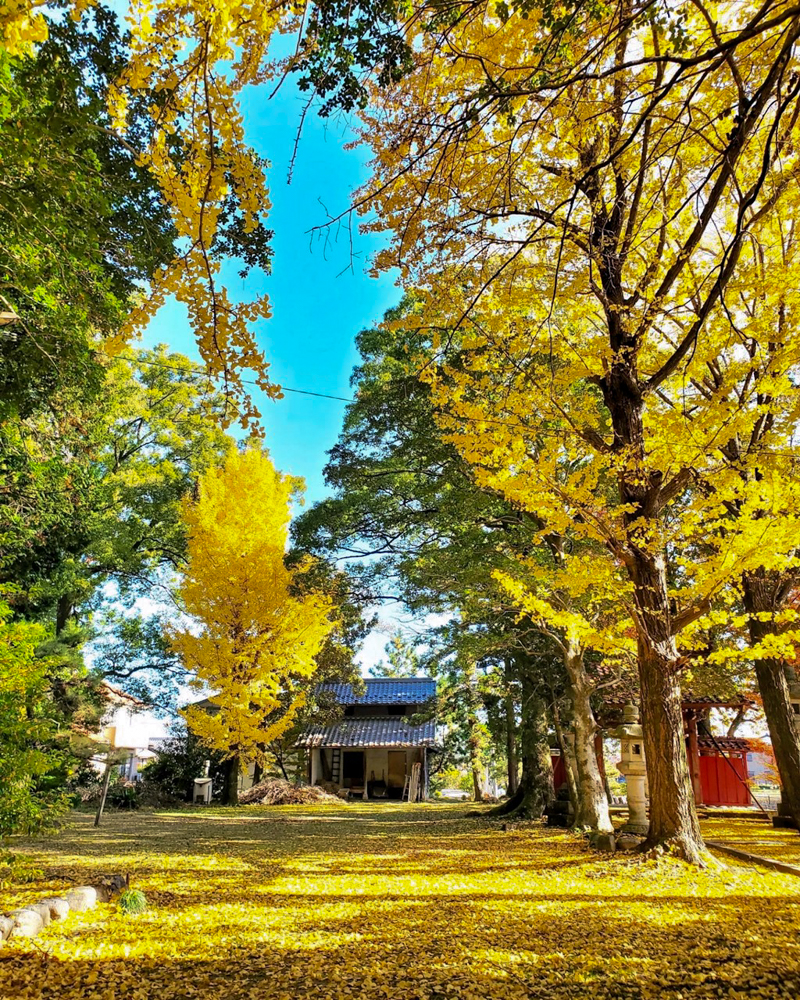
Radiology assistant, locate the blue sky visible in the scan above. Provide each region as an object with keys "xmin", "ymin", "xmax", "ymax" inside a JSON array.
[
  {"xmin": 136, "ymin": 51, "xmax": 407, "ymax": 670},
  {"xmin": 140, "ymin": 69, "xmax": 399, "ymax": 507}
]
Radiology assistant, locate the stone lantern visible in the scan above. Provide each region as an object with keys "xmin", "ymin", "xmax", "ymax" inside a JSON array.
[
  {"xmin": 193, "ymin": 760, "xmax": 213, "ymax": 805},
  {"xmin": 613, "ymin": 703, "xmax": 649, "ymax": 836}
]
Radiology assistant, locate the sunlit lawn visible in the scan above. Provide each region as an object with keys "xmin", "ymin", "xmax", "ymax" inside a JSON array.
[
  {"xmin": 2, "ymin": 804, "xmax": 799, "ymax": 999},
  {"xmin": 701, "ymin": 814, "xmax": 800, "ymax": 868}
]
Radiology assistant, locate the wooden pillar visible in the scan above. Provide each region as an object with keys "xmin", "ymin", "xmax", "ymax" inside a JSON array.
[
  {"xmin": 94, "ymin": 757, "xmax": 113, "ymax": 828},
  {"xmin": 687, "ymin": 713, "xmax": 703, "ymax": 805}
]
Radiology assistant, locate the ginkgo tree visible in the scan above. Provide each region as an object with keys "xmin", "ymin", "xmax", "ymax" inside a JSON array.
[
  {"xmin": 352, "ymin": 2, "xmax": 800, "ymax": 860},
  {"xmin": 0, "ymin": 0, "xmax": 410, "ymax": 427},
  {"xmin": 175, "ymin": 446, "xmax": 334, "ymax": 803}
]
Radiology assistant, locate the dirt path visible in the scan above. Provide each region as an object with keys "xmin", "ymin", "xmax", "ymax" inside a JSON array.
[{"xmin": 2, "ymin": 804, "xmax": 799, "ymax": 999}]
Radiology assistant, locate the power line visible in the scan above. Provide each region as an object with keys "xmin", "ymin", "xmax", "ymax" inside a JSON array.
[
  {"xmin": 104, "ymin": 350, "xmax": 576, "ymax": 438},
  {"xmin": 100, "ymin": 352, "xmax": 356, "ymax": 403}
]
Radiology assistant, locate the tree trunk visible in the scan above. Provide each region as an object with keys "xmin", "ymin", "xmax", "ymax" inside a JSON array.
[
  {"xmin": 464, "ymin": 662, "xmax": 485, "ymax": 801},
  {"xmin": 743, "ymin": 570, "xmax": 800, "ymax": 827},
  {"xmin": 56, "ymin": 594, "xmax": 73, "ymax": 637},
  {"xmin": 603, "ymin": 353, "xmax": 706, "ymax": 861},
  {"xmin": 222, "ymin": 756, "xmax": 240, "ymax": 805},
  {"xmin": 551, "ymin": 695, "xmax": 579, "ymax": 811},
  {"xmin": 94, "ymin": 758, "xmax": 113, "ymax": 828},
  {"xmin": 726, "ymin": 705, "xmax": 746, "ymax": 738},
  {"xmin": 504, "ymin": 682, "xmax": 519, "ymax": 796},
  {"xmin": 513, "ymin": 672, "xmax": 554, "ymax": 818},
  {"xmin": 471, "ymin": 763, "xmax": 483, "ymax": 802},
  {"xmin": 635, "ymin": 608, "xmax": 704, "ymax": 861},
  {"xmin": 482, "ymin": 670, "xmax": 553, "ymax": 819},
  {"xmin": 623, "ymin": 536, "xmax": 704, "ymax": 860},
  {"xmin": 563, "ymin": 645, "xmax": 613, "ymax": 834}
]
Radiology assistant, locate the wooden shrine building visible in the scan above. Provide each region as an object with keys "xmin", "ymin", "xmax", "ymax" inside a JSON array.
[{"xmin": 297, "ymin": 677, "xmax": 437, "ymax": 800}]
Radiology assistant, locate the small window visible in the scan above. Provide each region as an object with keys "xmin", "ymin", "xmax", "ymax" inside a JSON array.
[
  {"xmin": 632, "ymin": 743, "xmax": 641, "ymax": 756},
  {"xmin": 387, "ymin": 704, "xmax": 406, "ymax": 716}
]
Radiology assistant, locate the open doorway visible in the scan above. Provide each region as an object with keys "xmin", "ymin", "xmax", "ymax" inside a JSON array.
[
  {"xmin": 387, "ymin": 750, "xmax": 406, "ymax": 798},
  {"xmin": 342, "ymin": 751, "xmax": 365, "ymax": 789}
]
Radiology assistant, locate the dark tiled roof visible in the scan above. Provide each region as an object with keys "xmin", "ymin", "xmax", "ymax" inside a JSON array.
[
  {"xmin": 697, "ymin": 736, "xmax": 752, "ymax": 752},
  {"xmin": 604, "ymin": 691, "xmax": 754, "ymax": 710},
  {"xmin": 682, "ymin": 693, "xmax": 756, "ymax": 707},
  {"xmin": 319, "ymin": 677, "xmax": 436, "ymax": 706},
  {"xmin": 296, "ymin": 717, "xmax": 437, "ymax": 749},
  {"xmin": 188, "ymin": 696, "xmax": 219, "ymax": 713}
]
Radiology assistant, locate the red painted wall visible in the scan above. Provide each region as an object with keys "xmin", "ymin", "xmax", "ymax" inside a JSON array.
[
  {"xmin": 551, "ymin": 752, "xmax": 568, "ymax": 790},
  {"xmin": 699, "ymin": 752, "xmax": 750, "ymax": 806}
]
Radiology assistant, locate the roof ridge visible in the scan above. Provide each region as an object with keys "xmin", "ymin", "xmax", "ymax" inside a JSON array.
[{"xmin": 363, "ymin": 676, "xmax": 433, "ymax": 682}]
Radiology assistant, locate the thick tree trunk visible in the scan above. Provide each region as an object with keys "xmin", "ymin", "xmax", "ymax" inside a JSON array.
[
  {"xmin": 505, "ymin": 687, "xmax": 519, "ymax": 795},
  {"xmin": 634, "ymin": 589, "xmax": 704, "ymax": 861},
  {"xmin": 471, "ymin": 764, "xmax": 483, "ymax": 802},
  {"xmin": 222, "ymin": 756, "xmax": 240, "ymax": 805},
  {"xmin": 603, "ymin": 344, "xmax": 706, "ymax": 860},
  {"xmin": 484, "ymin": 671, "xmax": 553, "ymax": 819},
  {"xmin": 726, "ymin": 705, "xmax": 746, "ymax": 738},
  {"xmin": 514, "ymin": 675, "xmax": 554, "ymax": 818},
  {"xmin": 743, "ymin": 571, "xmax": 800, "ymax": 828},
  {"xmin": 56, "ymin": 594, "xmax": 73, "ymax": 636},
  {"xmin": 563, "ymin": 646, "xmax": 613, "ymax": 834}
]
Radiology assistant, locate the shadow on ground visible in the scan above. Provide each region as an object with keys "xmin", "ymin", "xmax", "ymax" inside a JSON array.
[{"xmin": 2, "ymin": 805, "xmax": 798, "ymax": 999}]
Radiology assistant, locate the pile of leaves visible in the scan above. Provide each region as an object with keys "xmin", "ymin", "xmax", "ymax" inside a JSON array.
[{"xmin": 238, "ymin": 779, "xmax": 341, "ymax": 806}]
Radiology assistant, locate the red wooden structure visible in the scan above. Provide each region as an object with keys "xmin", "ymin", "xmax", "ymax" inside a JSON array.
[
  {"xmin": 555, "ymin": 695, "xmax": 754, "ymax": 807},
  {"xmin": 697, "ymin": 737, "xmax": 751, "ymax": 806},
  {"xmin": 683, "ymin": 698, "xmax": 753, "ymax": 807},
  {"xmin": 551, "ymin": 751, "xmax": 567, "ymax": 790},
  {"xmin": 551, "ymin": 735, "xmax": 606, "ymax": 793}
]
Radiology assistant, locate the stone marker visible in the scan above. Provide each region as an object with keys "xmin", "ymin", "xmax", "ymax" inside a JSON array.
[
  {"xmin": 591, "ymin": 831, "xmax": 616, "ymax": 853},
  {"xmin": 39, "ymin": 897, "xmax": 70, "ymax": 921},
  {"xmin": 65, "ymin": 886, "xmax": 97, "ymax": 912},
  {"xmin": 9, "ymin": 908, "xmax": 44, "ymax": 939},
  {"xmin": 24, "ymin": 902, "xmax": 51, "ymax": 927},
  {"xmin": 616, "ymin": 833, "xmax": 644, "ymax": 852}
]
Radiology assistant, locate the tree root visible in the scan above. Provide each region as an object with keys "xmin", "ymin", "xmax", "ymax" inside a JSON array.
[{"xmin": 639, "ymin": 837, "xmax": 722, "ymax": 868}]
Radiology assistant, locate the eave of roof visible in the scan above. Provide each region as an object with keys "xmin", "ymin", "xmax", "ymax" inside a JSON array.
[
  {"xmin": 697, "ymin": 736, "xmax": 752, "ymax": 752},
  {"xmin": 297, "ymin": 716, "xmax": 437, "ymax": 749}
]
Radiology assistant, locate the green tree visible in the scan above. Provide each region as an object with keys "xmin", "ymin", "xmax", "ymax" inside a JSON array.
[
  {"xmin": 293, "ymin": 302, "xmax": 566, "ymax": 820},
  {"xmin": 0, "ymin": 8, "xmax": 176, "ymax": 421},
  {"xmin": 369, "ymin": 632, "xmax": 421, "ymax": 678}
]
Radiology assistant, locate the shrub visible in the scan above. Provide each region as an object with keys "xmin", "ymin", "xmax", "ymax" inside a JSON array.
[{"xmin": 118, "ymin": 888, "xmax": 148, "ymax": 915}]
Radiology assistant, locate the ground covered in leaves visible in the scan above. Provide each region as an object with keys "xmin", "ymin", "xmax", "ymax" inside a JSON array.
[
  {"xmin": 2, "ymin": 804, "xmax": 799, "ymax": 999},
  {"xmin": 701, "ymin": 814, "xmax": 800, "ymax": 868}
]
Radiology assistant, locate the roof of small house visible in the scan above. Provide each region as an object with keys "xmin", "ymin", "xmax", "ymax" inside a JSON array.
[
  {"xmin": 697, "ymin": 735, "xmax": 752, "ymax": 752},
  {"xmin": 296, "ymin": 717, "xmax": 437, "ymax": 749},
  {"xmin": 188, "ymin": 696, "xmax": 219, "ymax": 714},
  {"xmin": 318, "ymin": 677, "xmax": 436, "ymax": 706}
]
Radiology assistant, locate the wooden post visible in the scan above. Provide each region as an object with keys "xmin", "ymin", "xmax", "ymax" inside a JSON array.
[
  {"xmin": 687, "ymin": 713, "xmax": 703, "ymax": 805},
  {"xmin": 94, "ymin": 758, "xmax": 113, "ymax": 828}
]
